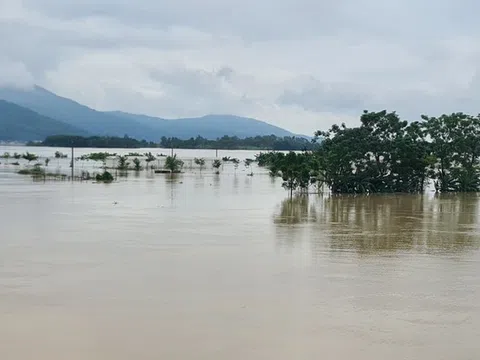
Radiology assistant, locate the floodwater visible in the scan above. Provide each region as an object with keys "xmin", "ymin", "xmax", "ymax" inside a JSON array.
[{"xmin": 1, "ymin": 147, "xmax": 480, "ymax": 359}]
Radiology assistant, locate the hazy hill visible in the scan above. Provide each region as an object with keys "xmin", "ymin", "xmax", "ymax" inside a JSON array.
[
  {"xmin": 0, "ymin": 85, "xmax": 299, "ymax": 141},
  {"xmin": 0, "ymin": 86, "xmax": 154, "ymax": 140},
  {"xmin": 108, "ymin": 111, "xmax": 296, "ymax": 139},
  {"xmin": 0, "ymin": 100, "xmax": 88, "ymax": 141}
]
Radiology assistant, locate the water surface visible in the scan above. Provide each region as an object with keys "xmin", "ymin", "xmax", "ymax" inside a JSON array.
[{"xmin": 1, "ymin": 147, "xmax": 479, "ymax": 359}]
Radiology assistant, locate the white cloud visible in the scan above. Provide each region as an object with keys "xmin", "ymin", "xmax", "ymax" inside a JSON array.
[
  {"xmin": 1, "ymin": 0, "xmax": 480, "ymax": 135},
  {"xmin": 0, "ymin": 57, "xmax": 34, "ymax": 89}
]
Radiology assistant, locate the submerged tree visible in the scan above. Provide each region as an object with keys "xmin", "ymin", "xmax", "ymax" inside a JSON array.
[
  {"xmin": 144, "ymin": 152, "xmax": 156, "ymax": 169},
  {"xmin": 133, "ymin": 158, "xmax": 142, "ymax": 171},
  {"xmin": 2, "ymin": 152, "xmax": 10, "ymax": 164},
  {"xmin": 258, "ymin": 109, "xmax": 480, "ymax": 196},
  {"xmin": 257, "ymin": 151, "xmax": 317, "ymax": 198},
  {"xmin": 422, "ymin": 113, "xmax": 480, "ymax": 192},
  {"xmin": 194, "ymin": 157, "xmax": 206, "ymax": 171},
  {"xmin": 22, "ymin": 152, "xmax": 38, "ymax": 164},
  {"xmin": 164, "ymin": 155, "xmax": 184, "ymax": 173},
  {"xmin": 314, "ymin": 110, "xmax": 431, "ymax": 194},
  {"xmin": 117, "ymin": 155, "xmax": 129, "ymax": 170},
  {"xmin": 212, "ymin": 159, "xmax": 222, "ymax": 174},
  {"xmin": 231, "ymin": 158, "xmax": 240, "ymax": 171}
]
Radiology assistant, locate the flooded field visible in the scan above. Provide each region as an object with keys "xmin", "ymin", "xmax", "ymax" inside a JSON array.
[{"xmin": 1, "ymin": 146, "xmax": 479, "ymax": 359}]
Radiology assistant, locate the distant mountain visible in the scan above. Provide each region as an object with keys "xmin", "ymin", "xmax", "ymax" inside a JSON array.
[
  {"xmin": 0, "ymin": 86, "xmax": 155, "ymax": 140},
  {"xmin": 0, "ymin": 85, "xmax": 300, "ymax": 141},
  {"xmin": 108, "ymin": 111, "xmax": 296, "ymax": 139},
  {"xmin": 0, "ymin": 100, "xmax": 88, "ymax": 141}
]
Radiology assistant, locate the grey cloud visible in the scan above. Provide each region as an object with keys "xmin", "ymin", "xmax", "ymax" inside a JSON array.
[
  {"xmin": 2, "ymin": 0, "xmax": 480, "ymax": 134},
  {"xmin": 23, "ymin": 0, "xmax": 344, "ymax": 41},
  {"xmin": 277, "ymin": 77, "xmax": 370, "ymax": 114}
]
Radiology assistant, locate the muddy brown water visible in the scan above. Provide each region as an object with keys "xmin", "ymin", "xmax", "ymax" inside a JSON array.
[{"xmin": 1, "ymin": 147, "xmax": 479, "ymax": 359}]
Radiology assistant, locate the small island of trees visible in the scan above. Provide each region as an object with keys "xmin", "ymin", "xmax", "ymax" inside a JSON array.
[{"xmin": 257, "ymin": 110, "xmax": 480, "ymax": 196}]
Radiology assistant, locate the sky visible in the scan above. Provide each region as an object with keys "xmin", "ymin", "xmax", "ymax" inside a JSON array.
[{"xmin": 1, "ymin": 0, "xmax": 480, "ymax": 135}]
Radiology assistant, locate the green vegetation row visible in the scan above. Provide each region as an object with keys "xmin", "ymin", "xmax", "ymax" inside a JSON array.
[
  {"xmin": 29, "ymin": 135, "xmax": 157, "ymax": 148},
  {"xmin": 256, "ymin": 110, "xmax": 480, "ymax": 195},
  {"xmin": 159, "ymin": 135, "xmax": 316, "ymax": 150},
  {"xmin": 28, "ymin": 134, "xmax": 316, "ymax": 151}
]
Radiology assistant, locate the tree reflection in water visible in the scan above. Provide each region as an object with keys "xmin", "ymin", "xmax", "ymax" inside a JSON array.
[{"xmin": 273, "ymin": 193, "xmax": 480, "ymax": 255}]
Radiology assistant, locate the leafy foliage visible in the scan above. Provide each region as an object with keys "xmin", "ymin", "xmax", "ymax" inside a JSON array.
[
  {"xmin": 212, "ymin": 159, "xmax": 222, "ymax": 169},
  {"xmin": 160, "ymin": 135, "xmax": 316, "ymax": 150},
  {"xmin": 22, "ymin": 152, "xmax": 38, "ymax": 163},
  {"xmin": 36, "ymin": 135, "xmax": 156, "ymax": 148},
  {"xmin": 116, "ymin": 155, "xmax": 129, "ymax": 170},
  {"xmin": 54, "ymin": 151, "xmax": 68, "ymax": 158},
  {"xmin": 96, "ymin": 171, "xmax": 114, "ymax": 183},
  {"xmin": 164, "ymin": 155, "xmax": 184, "ymax": 173},
  {"xmin": 144, "ymin": 152, "xmax": 156, "ymax": 169},
  {"xmin": 133, "ymin": 158, "xmax": 142, "ymax": 171},
  {"xmin": 79, "ymin": 152, "xmax": 114, "ymax": 162},
  {"xmin": 258, "ymin": 111, "xmax": 480, "ymax": 195},
  {"xmin": 194, "ymin": 157, "xmax": 206, "ymax": 170}
]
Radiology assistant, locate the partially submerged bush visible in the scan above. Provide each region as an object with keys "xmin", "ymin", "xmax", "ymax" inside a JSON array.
[
  {"xmin": 54, "ymin": 151, "xmax": 68, "ymax": 159},
  {"xmin": 79, "ymin": 152, "xmax": 115, "ymax": 162},
  {"xmin": 18, "ymin": 164, "xmax": 45, "ymax": 176},
  {"xmin": 22, "ymin": 152, "xmax": 38, "ymax": 163},
  {"xmin": 96, "ymin": 171, "xmax": 114, "ymax": 183}
]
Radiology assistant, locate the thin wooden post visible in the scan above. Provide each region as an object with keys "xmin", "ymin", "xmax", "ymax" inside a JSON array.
[{"xmin": 71, "ymin": 146, "xmax": 74, "ymax": 180}]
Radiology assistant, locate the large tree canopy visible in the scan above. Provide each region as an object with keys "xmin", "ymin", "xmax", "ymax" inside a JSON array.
[{"xmin": 258, "ymin": 110, "xmax": 480, "ymax": 195}]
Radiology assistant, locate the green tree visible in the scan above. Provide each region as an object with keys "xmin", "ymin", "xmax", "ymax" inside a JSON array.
[
  {"xmin": 2, "ymin": 152, "xmax": 10, "ymax": 164},
  {"xmin": 96, "ymin": 170, "xmax": 114, "ymax": 183},
  {"xmin": 314, "ymin": 110, "xmax": 430, "ymax": 194},
  {"xmin": 212, "ymin": 159, "xmax": 222, "ymax": 174},
  {"xmin": 231, "ymin": 158, "xmax": 240, "ymax": 171},
  {"xmin": 194, "ymin": 157, "xmax": 206, "ymax": 171},
  {"xmin": 144, "ymin": 152, "xmax": 156, "ymax": 169},
  {"xmin": 164, "ymin": 155, "xmax": 184, "ymax": 173},
  {"xmin": 22, "ymin": 152, "xmax": 38, "ymax": 164},
  {"xmin": 117, "ymin": 155, "xmax": 129, "ymax": 170},
  {"xmin": 133, "ymin": 158, "xmax": 142, "ymax": 171},
  {"xmin": 54, "ymin": 151, "xmax": 67, "ymax": 158},
  {"xmin": 419, "ymin": 113, "xmax": 480, "ymax": 192}
]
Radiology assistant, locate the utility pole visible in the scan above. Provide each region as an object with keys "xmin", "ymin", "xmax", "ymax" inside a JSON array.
[{"xmin": 71, "ymin": 143, "xmax": 74, "ymax": 180}]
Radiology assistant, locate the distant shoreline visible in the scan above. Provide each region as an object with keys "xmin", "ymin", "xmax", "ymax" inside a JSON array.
[
  {"xmin": 25, "ymin": 134, "xmax": 319, "ymax": 151},
  {"xmin": 26, "ymin": 145, "xmax": 285, "ymax": 151}
]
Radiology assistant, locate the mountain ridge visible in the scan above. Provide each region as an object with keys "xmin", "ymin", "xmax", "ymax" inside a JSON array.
[
  {"xmin": 0, "ymin": 99, "xmax": 88, "ymax": 141},
  {"xmin": 0, "ymin": 85, "xmax": 303, "ymax": 141}
]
